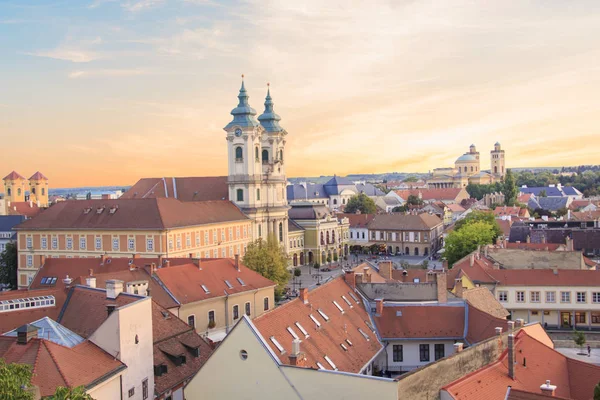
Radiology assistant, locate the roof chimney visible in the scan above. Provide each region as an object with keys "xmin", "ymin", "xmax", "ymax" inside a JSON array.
[
  {"xmin": 540, "ymin": 380, "xmax": 557, "ymax": 396},
  {"xmin": 193, "ymin": 258, "xmax": 201, "ymax": 269},
  {"xmin": 515, "ymin": 318, "xmax": 524, "ymax": 328},
  {"xmin": 508, "ymin": 334, "xmax": 516, "ymax": 380},
  {"xmin": 16, "ymin": 324, "xmax": 38, "ymax": 345},
  {"xmin": 436, "ymin": 272, "xmax": 447, "ymax": 303},
  {"xmin": 189, "ymin": 253, "xmax": 193, "ymax": 259},
  {"xmin": 298, "ymin": 287, "xmax": 309, "ymax": 304},
  {"xmin": 159, "ymin": 254, "xmax": 164, "ymax": 266},
  {"xmin": 344, "ymin": 270, "xmax": 356, "ymax": 289},
  {"xmin": 40, "ymin": 255, "xmax": 46, "ymax": 266},
  {"xmin": 164, "ymin": 260, "xmax": 170, "ymax": 268},
  {"xmin": 289, "ymin": 338, "xmax": 306, "ymax": 367},
  {"xmin": 495, "ymin": 327, "xmax": 503, "ymax": 336},
  {"xmin": 100, "ymin": 254, "xmax": 106, "ymax": 264},
  {"xmin": 150, "ymin": 262, "xmax": 157, "ymax": 274},
  {"xmin": 454, "ymin": 278, "xmax": 464, "ymax": 298},
  {"xmin": 86, "ymin": 276, "xmax": 96, "ymax": 288},
  {"xmin": 235, "ymin": 254, "xmax": 240, "ymax": 272},
  {"xmin": 363, "ymin": 267, "xmax": 371, "ymax": 283},
  {"xmin": 469, "ymin": 253, "xmax": 475, "ymax": 267},
  {"xmin": 507, "ymin": 321, "xmax": 515, "ymax": 332},
  {"xmin": 375, "ymin": 299, "xmax": 383, "ymax": 316},
  {"xmin": 62, "ymin": 274, "xmax": 72, "ymax": 287},
  {"xmin": 106, "ymin": 279, "xmax": 124, "ymax": 299},
  {"xmin": 453, "ymin": 342, "xmax": 464, "ymax": 353}
]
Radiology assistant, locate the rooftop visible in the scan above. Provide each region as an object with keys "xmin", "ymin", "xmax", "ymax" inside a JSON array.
[{"xmin": 120, "ymin": 176, "xmax": 228, "ymax": 201}]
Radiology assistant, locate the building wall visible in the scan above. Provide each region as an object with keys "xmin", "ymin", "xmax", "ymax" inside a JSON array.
[
  {"xmin": 378, "ymin": 340, "xmax": 457, "ymax": 372},
  {"xmin": 86, "ymin": 373, "xmax": 123, "ymax": 400},
  {"xmin": 369, "ymin": 224, "xmax": 443, "ymax": 256}
]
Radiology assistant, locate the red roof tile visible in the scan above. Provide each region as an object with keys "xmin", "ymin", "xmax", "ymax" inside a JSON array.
[
  {"xmin": 154, "ymin": 259, "xmax": 275, "ymax": 304},
  {"xmin": 373, "ymin": 305, "xmax": 465, "ymax": 339},
  {"xmin": 337, "ymin": 213, "xmax": 376, "ymax": 228},
  {"xmin": 497, "ymin": 219, "xmax": 513, "ymax": 237},
  {"xmin": 253, "ymin": 276, "xmax": 382, "ymax": 373},
  {"xmin": 7, "ymin": 201, "xmax": 42, "ymax": 218},
  {"xmin": 465, "ymin": 303, "xmax": 509, "ymax": 344},
  {"xmin": 121, "ymin": 176, "xmax": 228, "ymax": 202},
  {"xmin": 3, "ymin": 170, "xmax": 25, "ymax": 180},
  {"xmin": 570, "ymin": 211, "xmax": 600, "ymax": 221},
  {"xmin": 486, "ymin": 268, "xmax": 600, "ymax": 287},
  {"xmin": 0, "ymin": 288, "xmax": 68, "ymax": 334},
  {"xmin": 29, "ymin": 171, "xmax": 48, "ymax": 181},
  {"xmin": 14, "ymin": 198, "xmax": 248, "ymax": 230},
  {"xmin": 506, "ymin": 389, "xmax": 570, "ymax": 400}
]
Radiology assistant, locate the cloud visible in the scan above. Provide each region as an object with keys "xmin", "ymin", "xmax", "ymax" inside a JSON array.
[
  {"xmin": 68, "ymin": 69, "xmax": 149, "ymax": 78},
  {"xmin": 26, "ymin": 49, "xmax": 103, "ymax": 63},
  {"xmin": 122, "ymin": 0, "xmax": 165, "ymax": 12},
  {"xmin": 88, "ymin": 0, "xmax": 118, "ymax": 8}
]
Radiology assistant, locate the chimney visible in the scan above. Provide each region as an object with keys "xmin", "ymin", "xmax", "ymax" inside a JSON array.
[
  {"xmin": 29, "ymin": 200, "xmax": 33, "ymax": 208},
  {"xmin": 62, "ymin": 275, "xmax": 72, "ymax": 287},
  {"xmin": 40, "ymin": 255, "xmax": 46, "ymax": 266},
  {"xmin": 375, "ymin": 299, "xmax": 383, "ymax": 315},
  {"xmin": 526, "ymin": 235, "xmax": 531, "ymax": 243},
  {"xmin": 508, "ymin": 334, "xmax": 516, "ymax": 380},
  {"xmin": 192, "ymin": 258, "xmax": 201, "ymax": 269},
  {"xmin": 16, "ymin": 324, "xmax": 38, "ymax": 345},
  {"xmin": 158, "ymin": 254, "xmax": 164, "ymax": 266},
  {"xmin": 235, "ymin": 254, "xmax": 240, "ymax": 272},
  {"xmin": 453, "ymin": 342, "xmax": 464, "ymax": 353},
  {"xmin": 86, "ymin": 276, "xmax": 96, "ymax": 288},
  {"xmin": 299, "ymin": 287, "xmax": 309, "ymax": 304},
  {"xmin": 289, "ymin": 339, "xmax": 306, "ymax": 367},
  {"xmin": 150, "ymin": 262, "xmax": 157, "ymax": 274},
  {"xmin": 355, "ymin": 273, "xmax": 363, "ymax": 284},
  {"xmin": 189, "ymin": 253, "xmax": 193, "ymax": 259},
  {"xmin": 106, "ymin": 304, "xmax": 117, "ymax": 317},
  {"xmin": 540, "ymin": 380, "xmax": 557, "ymax": 396},
  {"xmin": 469, "ymin": 253, "xmax": 475, "ymax": 267},
  {"xmin": 454, "ymin": 278, "xmax": 464, "ymax": 298},
  {"xmin": 164, "ymin": 260, "xmax": 170, "ymax": 268},
  {"xmin": 515, "ymin": 318, "xmax": 524, "ymax": 328},
  {"xmin": 541, "ymin": 236, "xmax": 546, "ymax": 244},
  {"xmin": 436, "ymin": 273, "xmax": 447, "ymax": 303},
  {"xmin": 379, "ymin": 261, "xmax": 392, "ymax": 280},
  {"xmin": 363, "ymin": 267, "xmax": 371, "ymax": 283},
  {"xmin": 344, "ymin": 270, "xmax": 356, "ymax": 289},
  {"xmin": 566, "ymin": 237, "xmax": 574, "ymax": 251},
  {"xmin": 106, "ymin": 279, "xmax": 124, "ymax": 299},
  {"xmin": 100, "ymin": 254, "xmax": 106, "ymax": 264},
  {"xmin": 507, "ymin": 321, "xmax": 515, "ymax": 332},
  {"xmin": 495, "ymin": 327, "xmax": 503, "ymax": 336}
]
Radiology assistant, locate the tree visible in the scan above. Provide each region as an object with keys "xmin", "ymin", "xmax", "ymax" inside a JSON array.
[
  {"xmin": 243, "ymin": 234, "xmax": 290, "ymax": 291},
  {"xmin": 50, "ymin": 386, "xmax": 93, "ymax": 400},
  {"xmin": 539, "ymin": 189, "xmax": 547, "ymax": 197},
  {"xmin": 453, "ymin": 211, "xmax": 502, "ymax": 241},
  {"xmin": 403, "ymin": 176, "xmax": 418, "ymax": 182},
  {"xmin": 406, "ymin": 195, "xmax": 424, "ymax": 206},
  {"xmin": 556, "ymin": 207, "xmax": 568, "ymax": 218},
  {"xmin": 0, "ymin": 360, "xmax": 34, "ymax": 400},
  {"xmin": 0, "ymin": 242, "xmax": 18, "ymax": 289},
  {"xmin": 444, "ymin": 221, "xmax": 497, "ymax": 266},
  {"xmin": 594, "ymin": 381, "xmax": 600, "ymax": 400},
  {"xmin": 345, "ymin": 193, "xmax": 377, "ymax": 214},
  {"xmin": 573, "ymin": 330, "xmax": 586, "ymax": 353},
  {"xmin": 421, "ymin": 260, "xmax": 429, "ymax": 270},
  {"xmin": 293, "ymin": 268, "xmax": 301, "ymax": 277},
  {"xmin": 503, "ymin": 169, "xmax": 517, "ymax": 206}
]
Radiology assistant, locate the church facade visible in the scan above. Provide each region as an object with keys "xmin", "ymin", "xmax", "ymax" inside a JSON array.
[{"xmin": 427, "ymin": 143, "xmax": 506, "ymax": 189}]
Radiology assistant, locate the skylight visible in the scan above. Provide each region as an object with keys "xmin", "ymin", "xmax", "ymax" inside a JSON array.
[
  {"xmin": 270, "ymin": 336, "xmax": 284, "ymax": 353},
  {"xmin": 332, "ymin": 301, "xmax": 344, "ymax": 313},
  {"xmin": 341, "ymin": 295, "xmax": 353, "ymax": 308},
  {"xmin": 348, "ymin": 292, "xmax": 359, "ymax": 303},
  {"xmin": 0, "ymin": 295, "xmax": 55, "ymax": 313},
  {"xmin": 224, "ymin": 280, "xmax": 233, "ymax": 289},
  {"xmin": 340, "ymin": 343, "xmax": 348, "ymax": 351},
  {"xmin": 287, "ymin": 326, "xmax": 299, "ymax": 340},
  {"xmin": 324, "ymin": 355, "xmax": 338, "ymax": 370},
  {"xmin": 358, "ymin": 328, "xmax": 370, "ymax": 341},
  {"xmin": 295, "ymin": 322, "xmax": 309, "ymax": 338},
  {"xmin": 316, "ymin": 362, "xmax": 325, "ymax": 370},
  {"xmin": 40, "ymin": 277, "xmax": 57, "ymax": 286},
  {"xmin": 317, "ymin": 309, "xmax": 329, "ymax": 321},
  {"xmin": 309, "ymin": 314, "xmax": 321, "ymax": 328},
  {"xmin": 345, "ymin": 339, "xmax": 353, "ymax": 346},
  {"xmin": 201, "ymin": 285, "xmax": 210, "ymax": 294},
  {"xmin": 237, "ymin": 277, "xmax": 246, "ymax": 286}
]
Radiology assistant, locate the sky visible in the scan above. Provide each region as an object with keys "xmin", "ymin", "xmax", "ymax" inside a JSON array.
[{"xmin": 1, "ymin": 0, "xmax": 600, "ymax": 188}]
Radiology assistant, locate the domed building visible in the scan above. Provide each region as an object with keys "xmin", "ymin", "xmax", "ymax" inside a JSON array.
[{"xmin": 428, "ymin": 143, "xmax": 506, "ymax": 188}]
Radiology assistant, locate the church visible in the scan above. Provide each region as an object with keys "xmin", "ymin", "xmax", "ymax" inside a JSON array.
[{"xmin": 427, "ymin": 143, "xmax": 506, "ymax": 189}]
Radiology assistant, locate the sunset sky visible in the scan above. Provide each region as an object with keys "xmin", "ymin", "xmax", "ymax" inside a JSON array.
[{"xmin": 1, "ymin": 1, "xmax": 600, "ymax": 188}]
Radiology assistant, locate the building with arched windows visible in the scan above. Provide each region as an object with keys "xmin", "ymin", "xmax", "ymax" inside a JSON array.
[
  {"xmin": 427, "ymin": 143, "xmax": 506, "ymax": 189},
  {"xmin": 1, "ymin": 171, "xmax": 48, "ymax": 217}
]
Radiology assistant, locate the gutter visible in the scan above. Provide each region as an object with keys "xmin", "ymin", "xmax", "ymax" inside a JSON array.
[{"xmin": 85, "ymin": 364, "xmax": 128, "ymax": 391}]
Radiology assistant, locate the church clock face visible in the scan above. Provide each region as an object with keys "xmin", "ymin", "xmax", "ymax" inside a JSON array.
[{"xmin": 234, "ymin": 128, "xmax": 242, "ymax": 137}]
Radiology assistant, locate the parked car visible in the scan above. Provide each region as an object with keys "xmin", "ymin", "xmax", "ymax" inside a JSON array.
[{"xmin": 320, "ymin": 267, "xmax": 331, "ymax": 272}]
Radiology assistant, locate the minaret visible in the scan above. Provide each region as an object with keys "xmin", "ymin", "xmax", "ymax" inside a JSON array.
[
  {"xmin": 490, "ymin": 142, "xmax": 505, "ymax": 179},
  {"xmin": 28, "ymin": 171, "xmax": 49, "ymax": 207},
  {"xmin": 224, "ymin": 78, "xmax": 290, "ymax": 250}
]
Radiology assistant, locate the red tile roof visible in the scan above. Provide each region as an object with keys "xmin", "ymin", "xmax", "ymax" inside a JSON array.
[
  {"xmin": 373, "ymin": 305, "xmax": 465, "ymax": 339},
  {"xmin": 395, "ymin": 188, "xmax": 465, "ymax": 201},
  {"xmin": 451, "ymin": 255, "xmax": 497, "ymax": 284},
  {"xmin": 493, "ymin": 206, "xmax": 522, "ymax": 217},
  {"xmin": 337, "ymin": 213, "xmax": 375, "ymax": 228},
  {"xmin": 443, "ymin": 329, "xmax": 600, "ymax": 400},
  {"xmin": 465, "ymin": 303, "xmax": 509, "ymax": 344},
  {"xmin": 253, "ymin": 276, "xmax": 382, "ymax": 373},
  {"xmin": 0, "ymin": 337, "xmax": 124, "ymax": 397},
  {"xmin": 506, "ymin": 389, "xmax": 570, "ymax": 400},
  {"xmin": 29, "ymin": 171, "xmax": 48, "ymax": 181},
  {"xmin": 570, "ymin": 211, "xmax": 600, "ymax": 221},
  {"xmin": 154, "ymin": 258, "xmax": 276, "ymax": 304},
  {"xmin": 461, "ymin": 288, "xmax": 509, "ymax": 319},
  {"xmin": 7, "ymin": 201, "xmax": 42, "ymax": 218},
  {"xmin": 569, "ymin": 199, "xmax": 598, "ymax": 210},
  {"xmin": 14, "ymin": 198, "xmax": 248, "ymax": 230},
  {"xmin": 0, "ymin": 288, "xmax": 68, "ymax": 334},
  {"xmin": 518, "ymin": 193, "xmax": 533, "ymax": 203},
  {"xmin": 447, "ymin": 204, "xmax": 466, "ymax": 213},
  {"xmin": 497, "ymin": 219, "xmax": 513, "ymax": 237},
  {"xmin": 3, "ymin": 170, "xmax": 25, "ymax": 180},
  {"xmin": 121, "ymin": 176, "xmax": 228, "ymax": 202}
]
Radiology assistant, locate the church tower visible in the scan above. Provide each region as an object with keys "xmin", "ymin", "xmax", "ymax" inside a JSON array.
[
  {"xmin": 490, "ymin": 142, "xmax": 505, "ymax": 179},
  {"xmin": 224, "ymin": 78, "xmax": 289, "ymax": 250},
  {"xmin": 28, "ymin": 171, "xmax": 49, "ymax": 207},
  {"xmin": 3, "ymin": 171, "xmax": 27, "ymax": 213}
]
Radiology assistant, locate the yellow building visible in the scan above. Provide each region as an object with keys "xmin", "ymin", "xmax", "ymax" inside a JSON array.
[
  {"xmin": 2, "ymin": 171, "xmax": 49, "ymax": 216},
  {"xmin": 13, "ymin": 198, "xmax": 253, "ymax": 288}
]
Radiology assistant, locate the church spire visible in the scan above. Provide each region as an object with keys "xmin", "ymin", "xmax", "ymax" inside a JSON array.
[
  {"xmin": 225, "ymin": 74, "xmax": 259, "ymax": 129},
  {"xmin": 258, "ymin": 83, "xmax": 284, "ymax": 133}
]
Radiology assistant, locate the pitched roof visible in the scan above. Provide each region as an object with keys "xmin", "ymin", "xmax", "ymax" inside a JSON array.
[
  {"xmin": 0, "ymin": 287, "xmax": 69, "ymax": 334},
  {"xmin": 504, "ymin": 242, "xmax": 562, "ymax": 251},
  {"xmin": 3, "ymin": 170, "xmax": 25, "ymax": 180},
  {"xmin": 570, "ymin": 210, "xmax": 600, "ymax": 221},
  {"xmin": 461, "ymin": 287, "xmax": 509, "ymax": 319},
  {"xmin": 368, "ymin": 213, "xmax": 442, "ymax": 230},
  {"xmin": 29, "ymin": 171, "xmax": 48, "ymax": 181},
  {"xmin": 288, "ymin": 219, "xmax": 305, "ymax": 232},
  {"xmin": 3, "ymin": 317, "xmax": 84, "ymax": 347},
  {"xmin": 373, "ymin": 305, "xmax": 465, "ymax": 339},
  {"xmin": 485, "ymin": 268, "xmax": 600, "ymax": 287},
  {"xmin": 465, "ymin": 303, "xmax": 509, "ymax": 344},
  {"xmin": 7, "ymin": 202, "xmax": 42, "ymax": 218},
  {"xmin": 252, "ymin": 276, "xmax": 382, "ymax": 373},
  {"xmin": 506, "ymin": 388, "xmax": 570, "ymax": 400},
  {"xmin": 154, "ymin": 258, "xmax": 276, "ymax": 304},
  {"xmin": 395, "ymin": 188, "xmax": 465, "ymax": 201},
  {"xmin": 0, "ymin": 336, "xmax": 125, "ymax": 397},
  {"xmin": 337, "ymin": 213, "xmax": 375, "ymax": 228},
  {"xmin": 121, "ymin": 176, "xmax": 228, "ymax": 201},
  {"xmin": 447, "ymin": 204, "xmax": 466, "ymax": 213},
  {"xmin": 0, "ymin": 215, "xmax": 25, "ymax": 232},
  {"xmin": 288, "ymin": 203, "xmax": 330, "ymax": 220},
  {"xmin": 519, "ymin": 186, "xmax": 565, "ymax": 197},
  {"xmin": 14, "ymin": 198, "xmax": 248, "ymax": 230},
  {"xmin": 497, "ymin": 219, "xmax": 513, "ymax": 237},
  {"xmin": 443, "ymin": 329, "xmax": 600, "ymax": 400},
  {"xmin": 493, "ymin": 206, "xmax": 522, "ymax": 217}
]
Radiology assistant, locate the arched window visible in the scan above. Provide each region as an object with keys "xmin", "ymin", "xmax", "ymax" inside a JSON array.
[
  {"xmin": 235, "ymin": 146, "xmax": 243, "ymax": 161},
  {"xmin": 494, "ymin": 166, "xmax": 498, "ymax": 174},
  {"xmin": 262, "ymin": 149, "xmax": 269, "ymax": 164},
  {"xmin": 332, "ymin": 231, "xmax": 336, "ymax": 243},
  {"xmin": 31, "ymin": 187, "xmax": 36, "ymax": 194},
  {"xmin": 41, "ymin": 188, "xmax": 45, "ymax": 196},
  {"xmin": 255, "ymin": 147, "xmax": 259, "ymax": 161},
  {"xmin": 279, "ymin": 222, "xmax": 283, "ymax": 242},
  {"xmin": 470, "ymin": 166, "xmax": 473, "ymax": 172},
  {"xmin": 7, "ymin": 188, "xmax": 11, "ymax": 196},
  {"xmin": 17, "ymin": 188, "xmax": 21, "ymax": 196},
  {"xmin": 326, "ymin": 231, "xmax": 330, "ymax": 244},
  {"xmin": 320, "ymin": 232, "xmax": 324, "ymax": 245},
  {"xmin": 256, "ymin": 188, "xmax": 261, "ymax": 201},
  {"xmin": 279, "ymin": 150, "xmax": 283, "ymax": 162},
  {"xmin": 236, "ymin": 189, "xmax": 244, "ymax": 202},
  {"xmin": 333, "ymin": 199, "xmax": 337, "ymax": 205},
  {"xmin": 258, "ymin": 224, "xmax": 262, "ymax": 238},
  {"xmin": 464, "ymin": 167, "xmax": 467, "ymax": 173},
  {"xmin": 343, "ymin": 198, "xmax": 346, "ymax": 205}
]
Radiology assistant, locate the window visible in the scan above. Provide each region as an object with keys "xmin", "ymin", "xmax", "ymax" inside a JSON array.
[
  {"xmin": 142, "ymin": 379, "xmax": 148, "ymax": 400},
  {"xmin": 546, "ymin": 291, "xmax": 556, "ymax": 303},
  {"xmin": 66, "ymin": 237, "xmax": 73, "ymax": 250},
  {"xmin": 393, "ymin": 345, "xmax": 403, "ymax": 362},
  {"xmin": 235, "ymin": 146, "xmax": 243, "ymax": 161},
  {"xmin": 530, "ymin": 291, "xmax": 540, "ymax": 303},
  {"xmin": 262, "ymin": 149, "xmax": 269, "ymax": 163},
  {"xmin": 42, "ymin": 188, "xmax": 45, "ymax": 196},
  {"xmin": 128, "ymin": 238, "xmax": 135, "ymax": 251},
  {"xmin": 561, "ymin": 291, "xmax": 571, "ymax": 303},
  {"xmin": 40, "ymin": 237, "xmax": 47, "ymax": 249},
  {"xmin": 52, "ymin": 236, "xmax": 58, "ymax": 249},
  {"xmin": 419, "ymin": 344, "xmax": 430, "ymax": 362},
  {"xmin": 147, "ymin": 238, "xmax": 154, "ymax": 252},
  {"xmin": 186, "ymin": 233, "xmax": 191, "ymax": 247},
  {"xmin": 204, "ymin": 231, "xmax": 209, "ymax": 245},
  {"xmin": 196, "ymin": 232, "xmax": 200, "ymax": 246},
  {"xmin": 188, "ymin": 315, "xmax": 195, "ymax": 328},
  {"xmin": 17, "ymin": 188, "xmax": 21, "ymax": 196},
  {"xmin": 26, "ymin": 255, "xmax": 33, "ymax": 267},
  {"xmin": 576, "ymin": 292, "xmax": 587, "ymax": 303},
  {"xmin": 498, "ymin": 291, "xmax": 508, "ymax": 302},
  {"xmin": 79, "ymin": 237, "xmax": 86, "ymax": 250},
  {"xmin": 245, "ymin": 302, "xmax": 251, "ymax": 316},
  {"xmin": 176, "ymin": 236, "xmax": 181, "ymax": 249},
  {"xmin": 279, "ymin": 222, "xmax": 283, "ymax": 242},
  {"xmin": 128, "ymin": 388, "xmax": 135, "ymax": 398},
  {"xmin": 233, "ymin": 305, "xmax": 239, "ymax": 320},
  {"xmin": 236, "ymin": 189, "xmax": 243, "ymax": 202},
  {"xmin": 592, "ymin": 312, "xmax": 600, "ymax": 324},
  {"xmin": 95, "ymin": 237, "xmax": 101, "ymax": 250},
  {"xmin": 112, "ymin": 237, "xmax": 119, "ymax": 251},
  {"xmin": 208, "ymin": 310, "xmax": 215, "ymax": 325},
  {"xmin": 516, "ymin": 291, "xmax": 525, "ymax": 302},
  {"xmin": 213, "ymin": 230, "xmax": 217, "ymax": 243},
  {"xmin": 575, "ymin": 312, "xmax": 586, "ymax": 324},
  {"xmin": 279, "ymin": 149, "xmax": 283, "ymax": 162},
  {"xmin": 256, "ymin": 188, "xmax": 261, "ymax": 201},
  {"xmin": 264, "ymin": 297, "xmax": 269, "ymax": 311},
  {"xmin": 255, "ymin": 146, "xmax": 259, "ymax": 161},
  {"xmin": 434, "ymin": 344, "xmax": 445, "ymax": 360},
  {"xmin": 593, "ymin": 293, "xmax": 600, "ymax": 303}
]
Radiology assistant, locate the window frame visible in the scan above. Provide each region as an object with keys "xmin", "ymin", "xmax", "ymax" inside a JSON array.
[
  {"xmin": 392, "ymin": 344, "xmax": 403, "ymax": 362},
  {"xmin": 245, "ymin": 301, "xmax": 251, "ymax": 316},
  {"xmin": 498, "ymin": 291, "xmax": 508, "ymax": 302},
  {"xmin": 142, "ymin": 378, "xmax": 148, "ymax": 400},
  {"xmin": 530, "ymin": 291, "xmax": 540, "ymax": 303},
  {"xmin": 546, "ymin": 291, "xmax": 556, "ymax": 303},
  {"xmin": 419, "ymin": 344, "xmax": 430, "ymax": 362},
  {"xmin": 434, "ymin": 343, "xmax": 445, "ymax": 361},
  {"xmin": 576, "ymin": 292, "xmax": 587, "ymax": 304},
  {"xmin": 208, "ymin": 310, "xmax": 215, "ymax": 325},
  {"xmin": 561, "ymin": 291, "xmax": 571, "ymax": 303},
  {"xmin": 233, "ymin": 304, "xmax": 239, "ymax": 320},
  {"xmin": 187, "ymin": 314, "xmax": 196, "ymax": 328},
  {"xmin": 516, "ymin": 291, "xmax": 525, "ymax": 303},
  {"xmin": 263, "ymin": 297, "xmax": 269, "ymax": 311}
]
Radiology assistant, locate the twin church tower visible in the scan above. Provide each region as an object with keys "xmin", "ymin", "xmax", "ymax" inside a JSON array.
[{"xmin": 224, "ymin": 78, "xmax": 290, "ymax": 245}]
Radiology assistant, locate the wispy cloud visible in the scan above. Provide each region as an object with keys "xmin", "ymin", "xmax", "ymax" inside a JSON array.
[
  {"xmin": 68, "ymin": 69, "xmax": 150, "ymax": 78},
  {"xmin": 122, "ymin": 0, "xmax": 165, "ymax": 12},
  {"xmin": 24, "ymin": 37, "xmax": 105, "ymax": 63}
]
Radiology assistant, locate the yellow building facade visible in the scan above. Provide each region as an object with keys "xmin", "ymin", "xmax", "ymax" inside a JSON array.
[{"xmin": 2, "ymin": 171, "xmax": 49, "ymax": 215}]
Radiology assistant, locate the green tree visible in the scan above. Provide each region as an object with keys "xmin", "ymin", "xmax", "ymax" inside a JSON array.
[
  {"xmin": 293, "ymin": 268, "xmax": 301, "ymax": 277},
  {"xmin": 444, "ymin": 221, "xmax": 497, "ymax": 266},
  {"xmin": 50, "ymin": 386, "xmax": 93, "ymax": 400},
  {"xmin": 539, "ymin": 189, "xmax": 547, "ymax": 197},
  {"xmin": 243, "ymin": 235, "xmax": 290, "ymax": 294},
  {"xmin": 0, "ymin": 360, "xmax": 34, "ymax": 400},
  {"xmin": 573, "ymin": 330, "xmax": 586, "ymax": 353},
  {"xmin": 403, "ymin": 176, "xmax": 418, "ymax": 183},
  {"xmin": 421, "ymin": 260, "xmax": 429, "ymax": 270},
  {"xmin": 345, "ymin": 193, "xmax": 377, "ymax": 214},
  {"xmin": 453, "ymin": 211, "xmax": 502, "ymax": 241},
  {"xmin": 503, "ymin": 169, "xmax": 517, "ymax": 206},
  {"xmin": 0, "ymin": 241, "xmax": 18, "ymax": 289},
  {"xmin": 556, "ymin": 207, "xmax": 568, "ymax": 218},
  {"xmin": 594, "ymin": 381, "xmax": 600, "ymax": 400},
  {"xmin": 406, "ymin": 195, "xmax": 424, "ymax": 206}
]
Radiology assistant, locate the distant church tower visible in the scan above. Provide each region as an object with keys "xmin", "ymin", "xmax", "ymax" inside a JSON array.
[
  {"xmin": 490, "ymin": 142, "xmax": 505, "ymax": 179},
  {"xmin": 28, "ymin": 171, "xmax": 49, "ymax": 207},
  {"xmin": 3, "ymin": 171, "xmax": 27, "ymax": 213},
  {"xmin": 469, "ymin": 144, "xmax": 480, "ymax": 160},
  {"xmin": 224, "ymin": 78, "xmax": 289, "ymax": 249}
]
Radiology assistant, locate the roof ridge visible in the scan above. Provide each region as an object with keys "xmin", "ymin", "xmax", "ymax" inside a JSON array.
[{"xmin": 41, "ymin": 340, "xmax": 71, "ymax": 388}]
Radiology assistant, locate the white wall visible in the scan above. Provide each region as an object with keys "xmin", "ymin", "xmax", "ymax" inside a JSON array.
[
  {"xmin": 87, "ymin": 373, "xmax": 123, "ymax": 400},
  {"xmin": 377, "ymin": 340, "xmax": 456, "ymax": 372},
  {"xmin": 495, "ymin": 285, "xmax": 600, "ymax": 312}
]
